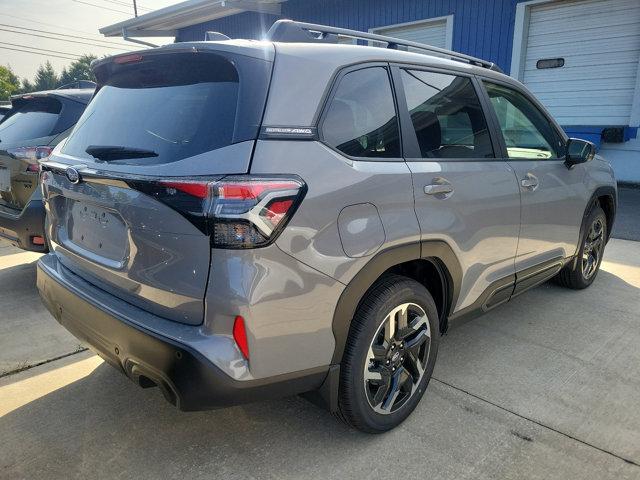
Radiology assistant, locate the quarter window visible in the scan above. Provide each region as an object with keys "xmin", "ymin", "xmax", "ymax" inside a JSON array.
[
  {"xmin": 400, "ymin": 69, "xmax": 494, "ymax": 159},
  {"xmin": 322, "ymin": 67, "xmax": 400, "ymax": 158},
  {"xmin": 483, "ymin": 82, "xmax": 565, "ymax": 159}
]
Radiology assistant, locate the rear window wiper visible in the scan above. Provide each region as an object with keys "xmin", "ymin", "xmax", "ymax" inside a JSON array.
[{"xmin": 85, "ymin": 145, "xmax": 159, "ymax": 161}]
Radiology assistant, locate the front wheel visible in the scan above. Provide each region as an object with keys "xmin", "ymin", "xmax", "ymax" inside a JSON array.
[
  {"xmin": 556, "ymin": 205, "xmax": 607, "ymax": 289},
  {"xmin": 337, "ymin": 274, "xmax": 439, "ymax": 433}
]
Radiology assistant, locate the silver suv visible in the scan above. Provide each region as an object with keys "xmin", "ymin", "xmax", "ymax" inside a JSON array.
[{"xmin": 37, "ymin": 21, "xmax": 617, "ymax": 433}]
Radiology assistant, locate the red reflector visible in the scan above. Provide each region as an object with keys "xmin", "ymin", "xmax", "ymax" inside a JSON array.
[
  {"xmin": 114, "ymin": 54, "xmax": 143, "ymax": 64},
  {"xmin": 31, "ymin": 236, "xmax": 45, "ymax": 246},
  {"xmin": 26, "ymin": 163, "xmax": 40, "ymax": 173},
  {"xmin": 160, "ymin": 181, "xmax": 210, "ymax": 199},
  {"xmin": 233, "ymin": 316, "xmax": 249, "ymax": 360}
]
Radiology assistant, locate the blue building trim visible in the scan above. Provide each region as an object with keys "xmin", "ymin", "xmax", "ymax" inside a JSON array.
[{"xmin": 176, "ymin": 0, "xmax": 524, "ymax": 73}]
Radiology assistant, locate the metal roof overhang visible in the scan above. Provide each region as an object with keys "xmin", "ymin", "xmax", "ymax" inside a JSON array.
[{"xmin": 100, "ymin": 0, "xmax": 284, "ymax": 38}]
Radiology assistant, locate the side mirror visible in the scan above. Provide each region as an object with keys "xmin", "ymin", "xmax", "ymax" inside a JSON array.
[{"xmin": 565, "ymin": 138, "xmax": 596, "ymax": 167}]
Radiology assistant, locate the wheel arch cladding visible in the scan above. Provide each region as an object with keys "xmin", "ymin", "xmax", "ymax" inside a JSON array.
[
  {"xmin": 596, "ymin": 192, "xmax": 616, "ymax": 242},
  {"xmin": 330, "ymin": 240, "xmax": 462, "ymax": 364},
  {"xmin": 570, "ymin": 186, "xmax": 616, "ymax": 270}
]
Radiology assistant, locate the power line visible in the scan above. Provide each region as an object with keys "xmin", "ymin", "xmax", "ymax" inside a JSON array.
[
  {"xmin": 71, "ymin": 0, "xmax": 132, "ymax": 15},
  {"xmin": 0, "ymin": 24, "xmax": 140, "ymax": 49},
  {"xmin": 100, "ymin": 0, "xmax": 152, "ymax": 12},
  {"xmin": 0, "ymin": 41, "xmax": 81, "ymax": 59},
  {"xmin": 1, "ymin": 12, "xmax": 129, "ymax": 40},
  {"xmin": 0, "ymin": 46, "xmax": 78, "ymax": 61},
  {"xmin": 0, "ymin": 27, "xmax": 140, "ymax": 51}
]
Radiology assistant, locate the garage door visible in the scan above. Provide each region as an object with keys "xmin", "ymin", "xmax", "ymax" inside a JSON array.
[
  {"xmin": 373, "ymin": 18, "xmax": 449, "ymax": 50},
  {"xmin": 522, "ymin": 0, "xmax": 640, "ymax": 126}
]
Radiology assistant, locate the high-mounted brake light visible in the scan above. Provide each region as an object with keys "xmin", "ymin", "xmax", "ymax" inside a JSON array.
[
  {"xmin": 129, "ymin": 176, "xmax": 306, "ymax": 249},
  {"xmin": 114, "ymin": 54, "xmax": 144, "ymax": 64}
]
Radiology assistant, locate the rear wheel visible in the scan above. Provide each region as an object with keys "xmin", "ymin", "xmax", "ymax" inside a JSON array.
[
  {"xmin": 556, "ymin": 205, "xmax": 607, "ymax": 289},
  {"xmin": 337, "ymin": 274, "xmax": 439, "ymax": 433}
]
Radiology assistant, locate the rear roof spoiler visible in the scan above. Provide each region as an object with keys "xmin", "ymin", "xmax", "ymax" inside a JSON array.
[{"xmin": 266, "ymin": 19, "xmax": 503, "ymax": 73}]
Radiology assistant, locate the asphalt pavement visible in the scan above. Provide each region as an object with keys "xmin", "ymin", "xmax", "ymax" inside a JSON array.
[{"xmin": 612, "ymin": 185, "xmax": 640, "ymax": 241}]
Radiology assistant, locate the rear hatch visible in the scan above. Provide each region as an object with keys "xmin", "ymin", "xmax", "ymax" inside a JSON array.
[
  {"xmin": 41, "ymin": 44, "xmax": 274, "ymax": 325},
  {"xmin": 0, "ymin": 95, "xmax": 85, "ymax": 212}
]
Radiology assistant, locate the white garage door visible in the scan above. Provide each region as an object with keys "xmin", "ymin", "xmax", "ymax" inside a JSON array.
[
  {"xmin": 373, "ymin": 18, "xmax": 450, "ymax": 50},
  {"xmin": 522, "ymin": 0, "xmax": 640, "ymax": 126}
]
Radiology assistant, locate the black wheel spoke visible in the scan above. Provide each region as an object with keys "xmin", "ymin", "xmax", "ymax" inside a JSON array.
[
  {"xmin": 404, "ymin": 328, "xmax": 429, "ymax": 352},
  {"xmin": 381, "ymin": 367, "xmax": 404, "ymax": 412},
  {"xmin": 405, "ymin": 350, "xmax": 425, "ymax": 382}
]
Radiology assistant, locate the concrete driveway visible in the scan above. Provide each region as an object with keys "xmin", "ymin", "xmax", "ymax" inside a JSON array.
[{"xmin": 1, "ymin": 237, "xmax": 639, "ymax": 480}]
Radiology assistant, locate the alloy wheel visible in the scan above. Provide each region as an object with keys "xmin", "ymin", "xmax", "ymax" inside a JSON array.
[
  {"xmin": 363, "ymin": 302, "xmax": 431, "ymax": 414},
  {"xmin": 582, "ymin": 218, "xmax": 605, "ymax": 280}
]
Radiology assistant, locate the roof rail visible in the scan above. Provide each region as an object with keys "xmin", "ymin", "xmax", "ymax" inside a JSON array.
[{"xmin": 266, "ymin": 19, "xmax": 503, "ymax": 73}]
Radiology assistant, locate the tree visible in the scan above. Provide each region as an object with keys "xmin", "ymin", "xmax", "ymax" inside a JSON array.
[
  {"xmin": 33, "ymin": 61, "xmax": 58, "ymax": 91},
  {"xmin": 21, "ymin": 78, "xmax": 35, "ymax": 94},
  {"xmin": 58, "ymin": 55, "xmax": 98, "ymax": 87},
  {"xmin": 0, "ymin": 65, "xmax": 21, "ymax": 101}
]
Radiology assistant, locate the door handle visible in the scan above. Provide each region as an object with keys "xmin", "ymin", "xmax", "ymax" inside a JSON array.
[
  {"xmin": 424, "ymin": 184, "xmax": 454, "ymax": 195},
  {"xmin": 520, "ymin": 174, "xmax": 539, "ymax": 191}
]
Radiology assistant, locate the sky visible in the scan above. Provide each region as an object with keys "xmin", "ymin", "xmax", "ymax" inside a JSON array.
[{"xmin": 0, "ymin": 0, "xmax": 181, "ymax": 81}]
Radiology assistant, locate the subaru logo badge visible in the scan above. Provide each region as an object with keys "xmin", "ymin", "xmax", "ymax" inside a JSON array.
[{"xmin": 65, "ymin": 167, "xmax": 80, "ymax": 184}]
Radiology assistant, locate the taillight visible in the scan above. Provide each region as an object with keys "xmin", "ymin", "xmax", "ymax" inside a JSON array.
[
  {"xmin": 130, "ymin": 175, "xmax": 306, "ymax": 249},
  {"xmin": 210, "ymin": 177, "xmax": 304, "ymax": 248},
  {"xmin": 7, "ymin": 146, "xmax": 53, "ymax": 173}
]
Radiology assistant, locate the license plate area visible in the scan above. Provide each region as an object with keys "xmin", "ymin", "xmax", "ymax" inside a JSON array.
[
  {"xmin": 0, "ymin": 168, "xmax": 10, "ymax": 192},
  {"xmin": 61, "ymin": 199, "xmax": 128, "ymax": 266}
]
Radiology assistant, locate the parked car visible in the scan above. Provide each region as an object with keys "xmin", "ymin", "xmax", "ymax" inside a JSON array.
[
  {"xmin": 0, "ymin": 104, "xmax": 10, "ymax": 122},
  {"xmin": 0, "ymin": 88, "xmax": 93, "ymax": 251},
  {"xmin": 37, "ymin": 21, "xmax": 616, "ymax": 433}
]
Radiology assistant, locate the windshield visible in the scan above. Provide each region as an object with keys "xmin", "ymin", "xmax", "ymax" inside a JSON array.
[
  {"xmin": 0, "ymin": 97, "xmax": 62, "ymax": 145},
  {"xmin": 62, "ymin": 53, "xmax": 242, "ymax": 165}
]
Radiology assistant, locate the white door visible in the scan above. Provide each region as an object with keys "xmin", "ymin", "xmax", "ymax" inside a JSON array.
[{"xmin": 521, "ymin": 0, "xmax": 640, "ymax": 127}]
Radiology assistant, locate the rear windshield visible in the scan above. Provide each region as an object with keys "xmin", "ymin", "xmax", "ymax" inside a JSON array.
[
  {"xmin": 0, "ymin": 97, "xmax": 62, "ymax": 145},
  {"xmin": 62, "ymin": 52, "xmax": 268, "ymax": 165}
]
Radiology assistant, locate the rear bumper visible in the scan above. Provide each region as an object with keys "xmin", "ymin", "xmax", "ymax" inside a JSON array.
[
  {"xmin": 37, "ymin": 253, "xmax": 328, "ymax": 411},
  {"xmin": 0, "ymin": 199, "xmax": 47, "ymax": 252}
]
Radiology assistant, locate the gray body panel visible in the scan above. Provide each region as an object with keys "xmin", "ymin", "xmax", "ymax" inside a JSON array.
[
  {"xmin": 38, "ymin": 38, "xmax": 617, "ymax": 393},
  {"xmin": 43, "ymin": 168, "xmax": 212, "ymax": 325},
  {"xmin": 407, "ymin": 160, "xmax": 521, "ymax": 311},
  {"xmin": 250, "ymin": 140, "xmax": 421, "ymax": 285}
]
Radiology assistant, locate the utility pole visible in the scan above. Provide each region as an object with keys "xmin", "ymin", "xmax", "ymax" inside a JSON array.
[{"xmin": 133, "ymin": 0, "xmax": 138, "ymax": 17}]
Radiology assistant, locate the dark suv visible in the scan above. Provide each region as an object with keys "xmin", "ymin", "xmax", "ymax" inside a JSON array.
[
  {"xmin": 0, "ymin": 89, "xmax": 93, "ymax": 251},
  {"xmin": 37, "ymin": 21, "xmax": 616, "ymax": 432}
]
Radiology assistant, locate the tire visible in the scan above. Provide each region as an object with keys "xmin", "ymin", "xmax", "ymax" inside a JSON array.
[
  {"xmin": 555, "ymin": 205, "xmax": 607, "ymax": 290},
  {"xmin": 337, "ymin": 274, "xmax": 439, "ymax": 433}
]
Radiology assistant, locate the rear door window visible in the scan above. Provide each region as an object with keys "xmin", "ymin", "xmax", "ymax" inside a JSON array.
[
  {"xmin": 62, "ymin": 52, "xmax": 268, "ymax": 165},
  {"xmin": 321, "ymin": 66, "xmax": 401, "ymax": 158},
  {"xmin": 400, "ymin": 69, "xmax": 494, "ymax": 159},
  {"xmin": 0, "ymin": 97, "xmax": 62, "ymax": 145}
]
